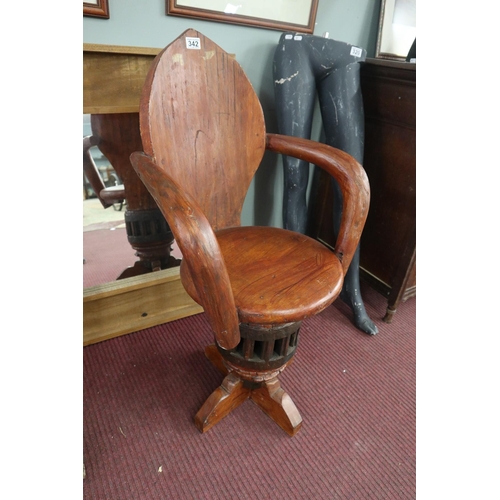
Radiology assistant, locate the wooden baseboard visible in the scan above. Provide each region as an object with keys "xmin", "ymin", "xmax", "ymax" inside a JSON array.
[{"xmin": 83, "ymin": 266, "xmax": 203, "ymax": 346}]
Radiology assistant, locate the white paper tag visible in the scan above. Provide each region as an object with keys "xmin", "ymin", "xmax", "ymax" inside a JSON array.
[
  {"xmin": 294, "ymin": 35, "xmax": 303, "ymax": 40},
  {"xmin": 224, "ymin": 3, "xmax": 241, "ymax": 14},
  {"xmin": 285, "ymin": 34, "xmax": 293, "ymax": 39},
  {"xmin": 186, "ymin": 37, "xmax": 201, "ymax": 49},
  {"xmin": 350, "ymin": 46, "xmax": 363, "ymax": 57}
]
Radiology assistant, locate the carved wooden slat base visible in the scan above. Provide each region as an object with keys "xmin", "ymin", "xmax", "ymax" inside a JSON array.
[
  {"xmin": 196, "ymin": 340, "xmax": 303, "ymax": 437},
  {"xmin": 117, "ymin": 208, "xmax": 180, "ymax": 279},
  {"xmin": 204, "ymin": 343, "xmax": 229, "ymax": 375}
]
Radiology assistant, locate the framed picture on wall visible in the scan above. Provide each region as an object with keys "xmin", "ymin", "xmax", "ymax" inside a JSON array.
[
  {"xmin": 376, "ymin": 0, "xmax": 416, "ymax": 60},
  {"xmin": 83, "ymin": 0, "xmax": 110, "ymax": 19},
  {"xmin": 166, "ymin": 0, "xmax": 319, "ymax": 34}
]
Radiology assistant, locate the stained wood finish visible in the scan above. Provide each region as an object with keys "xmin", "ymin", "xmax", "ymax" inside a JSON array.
[
  {"xmin": 83, "ymin": 267, "xmax": 203, "ymax": 346},
  {"xmin": 130, "ymin": 151, "xmax": 239, "ymax": 350},
  {"xmin": 266, "ymin": 133, "xmax": 370, "ymax": 275},
  {"xmin": 181, "ymin": 226, "xmax": 343, "ymax": 324},
  {"xmin": 194, "ymin": 372, "xmax": 250, "ymax": 433},
  {"xmin": 309, "ymin": 58, "xmax": 415, "ymax": 322},
  {"xmin": 90, "ymin": 114, "xmax": 155, "ymax": 211},
  {"xmin": 198, "ymin": 345, "xmax": 302, "ymax": 436},
  {"xmin": 85, "ymin": 113, "xmax": 179, "ymax": 279},
  {"xmin": 83, "ymin": 44, "xmax": 161, "ymax": 114},
  {"xmin": 99, "ymin": 184, "xmax": 125, "ymax": 204},
  {"xmin": 130, "ymin": 29, "xmax": 371, "ymax": 435},
  {"xmin": 360, "ymin": 60, "xmax": 416, "ymax": 322},
  {"xmin": 250, "ymin": 378, "xmax": 303, "ymax": 436},
  {"xmin": 83, "ymin": 134, "xmax": 111, "ymax": 209},
  {"xmin": 195, "ymin": 371, "xmax": 302, "ymax": 437},
  {"xmin": 166, "ymin": 0, "xmax": 319, "ymax": 34},
  {"xmin": 139, "ymin": 30, "xmax": 266, "ymax": 231}
]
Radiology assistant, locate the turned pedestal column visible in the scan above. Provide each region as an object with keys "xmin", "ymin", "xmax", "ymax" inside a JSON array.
[{"xmin": 84, "ymin": 113, "xmax": 180, "ymax": 279}]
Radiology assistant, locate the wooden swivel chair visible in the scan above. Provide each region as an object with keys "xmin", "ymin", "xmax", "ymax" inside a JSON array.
[{"xmin": 130, "ymin": 29, "xmax": 370, "ymax": 436}]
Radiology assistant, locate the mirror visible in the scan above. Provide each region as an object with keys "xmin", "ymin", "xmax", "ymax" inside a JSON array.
[
  {"xmin": 83, "ymin": 113, "xmax": 183, "ymax": 290},
  {"xmin": 83, "ymin": 44, "xmax": 177, "ymax": 290},
  {"xmin": 375, "ymin": 0, "xmax": 416, "ymax": 60},
  {"xmin": 83, "ymin": 115, "xmax": 130, "ymax": 289}
]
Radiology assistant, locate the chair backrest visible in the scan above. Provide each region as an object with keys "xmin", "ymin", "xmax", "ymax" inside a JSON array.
[
  {"xmin": 139, "ymin": 29, "xmax": 266, "ymax": 231},
  {"xmin": 132, "ymin": 29, "xmax": 370, "ymax": 350}
]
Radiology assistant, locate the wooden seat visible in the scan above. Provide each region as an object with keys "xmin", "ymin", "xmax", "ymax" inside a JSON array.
[
  {"xmin": 130, "ymin": 29, "xmax": 370, "ymax": 436},
  {"xmin": 180, "ymin": 226, "xmax": 343, "ymax": 324}
]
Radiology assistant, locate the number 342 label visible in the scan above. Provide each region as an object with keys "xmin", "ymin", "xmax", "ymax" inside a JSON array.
[{"xmin": 186, "ymin": 37, "xmax": 201, "ymax": 49}]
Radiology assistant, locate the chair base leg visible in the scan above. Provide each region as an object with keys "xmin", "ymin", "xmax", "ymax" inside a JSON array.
[
  {"xmin": 250, "ymin": 378, "xmax": 302, "ymax": 436},
  {"xmin": 194, "ymin": 372, "xmax": 250, "ymax": 433},
  {"xmin": 195, "ymin": 345, "xmax": 302, "ymax": 436}
]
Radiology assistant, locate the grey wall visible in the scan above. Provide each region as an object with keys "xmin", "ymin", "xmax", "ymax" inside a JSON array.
[{"xmin": 84, "ymin": 0, "xmax": 381, "ymax": 227}]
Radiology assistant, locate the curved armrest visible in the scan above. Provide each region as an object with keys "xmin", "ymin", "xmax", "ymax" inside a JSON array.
[
  {"xmin": 266, "ymin": 133, "xmax": 370, "ymax": 274},
  {"xmin": 130, "ymin": 151, "xmax": 240, "ymax": 350},
  {"xmin": 83, "ymin": 135, "xmax": 113, "ymax": 209}
]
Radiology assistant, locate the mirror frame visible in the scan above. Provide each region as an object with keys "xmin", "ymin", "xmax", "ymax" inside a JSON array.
[
  {"xmin": 375, "ymin": 0, "xmax": 416, "ymax": 60},
  {"xmin": 83, "ymin": 0, "xmax": 110, "ymax": 19},
  {"xmin": 166, "ymin": 0, "xmax": 319, "ymax": 34}
]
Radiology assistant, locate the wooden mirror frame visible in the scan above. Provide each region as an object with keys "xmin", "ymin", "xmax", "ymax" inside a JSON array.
[
  {"xmin": 83, "ymin": 43, "xmax": 202, "ymax": 347},
  {"xmin": 83, "ymin": 0, "xmax": 110, "ymax": 19},
  {"xmin": 166, "ymin": 0, "xmax": 319, "ymax": 34},
  {"xmin": 375, "ymin": 0, "xmax": 416, "ymax": 60}
]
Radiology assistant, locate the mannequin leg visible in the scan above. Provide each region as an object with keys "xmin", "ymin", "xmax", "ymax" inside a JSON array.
[
  {"xmin": 318, "ymin": 66, "xmax": 378, "ymax": 335},
  {"xmin": 342, "ymin": 247, "xmax": 377, "ymax": 334},
  {"xmin": 273, "ymin": 45, "xmax": 316, "ymax": 233},
  {"xmin": 273, "ymin": 38, "xmax": 377, "ymax": 334},
  {"xmin": 330, "ymin": 179, "xmax": 377, "ymax": 334}
]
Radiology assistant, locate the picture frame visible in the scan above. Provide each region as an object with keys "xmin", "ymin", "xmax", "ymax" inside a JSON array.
[
  {"xmin": 375, "ymin": 0, "xmax": 416, "ymax": 60},
  {"xmin": 166, "ymin": 0, "xmax": 319, "ymax": 34},
  {"xmin": 83, "ymin": 0, "xmax": 110, "ymax": 19}
]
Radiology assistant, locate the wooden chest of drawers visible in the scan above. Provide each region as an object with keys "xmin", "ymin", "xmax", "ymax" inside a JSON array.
[{"xmin": 309, "ymin": 58, "xmax": 416, "ymax": 322}]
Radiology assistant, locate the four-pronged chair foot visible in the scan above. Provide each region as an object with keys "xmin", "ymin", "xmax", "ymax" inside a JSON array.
[
  {"xmin": 196, "ymin": 340, "xmax": 303, "ymax": 436},
  {"xmin": 250, "ymin": 378, "xmax": 302, "ymax": 436},
  {"xmin": 194, "ymin": 372, "xmax": 250, "ymax": 433}
]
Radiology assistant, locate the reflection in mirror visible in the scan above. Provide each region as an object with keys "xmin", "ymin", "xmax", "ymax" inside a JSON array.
[
  {"xmin": 83, "ymin": 114, "xmax": 123, "ymax": 204},
  {"xmin": 376, "ymin": 0, "xmax": 416, "ymax": 60},
  {"xmin": 83, "ymin": 114, "xmax": 182, "ymax": 289},
  {"xmin": 83, "ymin": 114, "xmax": 132, "ymax": 288}
]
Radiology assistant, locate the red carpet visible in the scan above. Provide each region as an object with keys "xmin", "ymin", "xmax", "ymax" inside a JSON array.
[
  {"xmin": 83, "ymin": 226, "xmax": 182, "ymax": 288},
  {"xmin": 84, "ymin": 227, "xmax": 136, "ymax": 288},
  {"xmin": 83, "ymin": 279, "xmax": 415, "ymax": 498}
]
